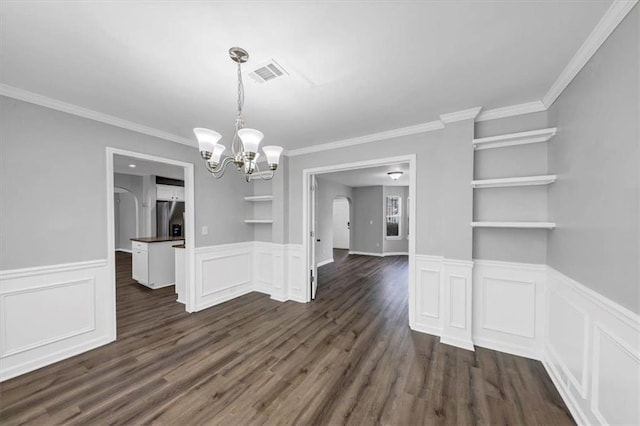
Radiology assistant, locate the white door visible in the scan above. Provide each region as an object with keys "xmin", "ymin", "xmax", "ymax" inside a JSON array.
[
  {"xmin": 332, "ymin": 198, "xmax": 350, "ymax": 249},
  {"xmin": 310, "ymin": 175, "xmax": 318, "ymax": 300}
]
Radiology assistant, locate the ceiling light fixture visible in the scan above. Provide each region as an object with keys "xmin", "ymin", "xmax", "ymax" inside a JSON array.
[
  {"xmin": 194, "ymin": 47, "xmax": 283, "ymax": 182},
  {"xmin": 128, "ymin": 164, "xmax": 136, "ymax": 168},
  {"xmin": 387, "ymin": 171, "xmax": 403, "ymax": 180}
]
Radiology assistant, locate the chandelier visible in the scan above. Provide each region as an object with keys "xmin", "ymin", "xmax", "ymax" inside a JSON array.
[{"xmin": 194, "ymin": 47, "xmax": 283, "ymax": 182}]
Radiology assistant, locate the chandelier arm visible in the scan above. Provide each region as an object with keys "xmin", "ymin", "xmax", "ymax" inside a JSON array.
[
  {"xmin": 205, "ymin": 156, "xmax": 235, "ymax": 178},
  {"xmin": 253, "ymin": 162, "xmax": 274, "ymax": 181}
]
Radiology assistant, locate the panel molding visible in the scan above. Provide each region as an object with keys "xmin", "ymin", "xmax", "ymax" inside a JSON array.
[
  {"xmin": 473, "ymin": 259, "xmax": 547, "ymax": 359},
  {"xmin": 441, "ymin": 259, "xmax": 474, "ymax": 351},
  {"xmin": 0, "ymin": 259, "xmax": 112, "ymax": 382},
  {"xmin": 546, "ymin": 287, "xmax": 590, "ymax": 398},
  {"xmin": 481, "ymin": 277, "xmax": 536, "ymax": 338},
  {"xmin": 590, "ymin": 324, "xmax": 640, "ymax": 425},
  {"xmin": 0, "ymin": 278, "xmax": 96, "ymax": 358},
  {"xmin": 545, "ymin": 266, "xmax": 640, "ymax": 426}
]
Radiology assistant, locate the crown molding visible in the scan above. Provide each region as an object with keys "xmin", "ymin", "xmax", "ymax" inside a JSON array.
[
  {"xmin": 287, "ymin": 120, "xmax": 444, "ymax": 157},
  {"xmin": 0, "ymin": 84, "xmax": 195, "ymax": 147},
  {"xmin": 542, "ymin": 0, "xmax": 638, "ymax": 108},
  {"xmin": 439, "ymin": 107, "xmax": 482, "ymax": 123},
  {"xmin": 476, "ymin": 100, "xmax": 547, "ymax": 122}
]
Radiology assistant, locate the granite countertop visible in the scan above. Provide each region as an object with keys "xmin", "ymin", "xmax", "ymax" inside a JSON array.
[
  {"xmin": 130, "ymin": 237, "xmax": 185, "ymax": 243},
  {"xmin": 172, "ymin": 244, "xmax": 186, "ymax": 249}
]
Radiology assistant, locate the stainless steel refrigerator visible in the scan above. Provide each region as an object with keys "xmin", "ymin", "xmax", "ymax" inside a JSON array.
[{"xmin": 156, "ymin": 201, "xmax": 185, "ymax": 238}]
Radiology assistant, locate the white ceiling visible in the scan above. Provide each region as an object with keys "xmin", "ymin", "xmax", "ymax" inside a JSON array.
[
  {"xmin": 1, "ymin": 1, "xmax": 612, "ymax": 151},
  {"xmin": 318, "ymin": 163, "xmax": 410, "ymax": 188},
  {"xmin": 114, "ymin": 154, "xmax": 184, "ymax": 180}
]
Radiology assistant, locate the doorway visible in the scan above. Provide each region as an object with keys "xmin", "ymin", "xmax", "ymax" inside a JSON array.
[
  {"xmin": 303, "ymin": 155, "xmax": 416, "ymax": 324},
  {"xmin": 114, "ymin": 187, "xmax": 140, "ymax": 253},
  {"xmin": 332, "ymin": 197, "xmax": 350, "ymax": 250},
  {"xmin": 106, "ymin": 147, "xmax": 196, "ymax": 335}
]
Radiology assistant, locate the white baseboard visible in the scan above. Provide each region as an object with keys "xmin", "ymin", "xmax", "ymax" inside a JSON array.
[
  {"xmin": 316, "ymin": 258, "xmax": 334, "ymax": 267},
  {"xmin": 543, "ymin": 355, "xmax": 590, "ymax": 426},
  {"xmin": 440, "ymin": 335, "xmax": 475, "ymax": 352},
  {"xmin": 348, "ymin": 251, "xmax": 383, "ymax": 257},
  {"xmin": 115, "ymin": 248, "xmax": 132, "ymax": 254},
  {"xmin": 348, "ymin": 251, "xmax": 408, "ymax": 257},
  {"xmin": 0, "ymin": 335, "xmax": 113, "ymax": 382}
]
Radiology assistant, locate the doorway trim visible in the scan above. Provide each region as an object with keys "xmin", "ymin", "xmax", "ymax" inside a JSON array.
[
  {"xmin": 302, "ymin": 154, "xmax": 417, "ymax": 327},
  {"xmin": 106, "ymin": 147, "xmax": 197, "ymax": 336}
]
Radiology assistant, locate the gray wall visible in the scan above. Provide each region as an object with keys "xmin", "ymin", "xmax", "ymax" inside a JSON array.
[
  {"xmin": 287, "ymin": 127, "xmax": 460, "ymax": 257},
  {"xmin": 314, "ymin": 177, "xmax": 352, "ymax": 264},
  {"xmin": 352, "ymin": 186, "xmax": 383, "ymax": 255},
  {"xmin": 442, "ymin": 120, "xmax": 474, "ymax": 260},
  {"xmin": 473, "ymin": 112, "xmax": 550, "ymax": 264},
  {"xmin": 547, "ymin": 5, "xmax": 639, "ymax": 314},
  {"xmin": 0, "ymin": 96, "xmax": 253, "ymax": 270},
  {"xmin": 383, "ymin": 186, "xmax": 409, "ymax": 254}
]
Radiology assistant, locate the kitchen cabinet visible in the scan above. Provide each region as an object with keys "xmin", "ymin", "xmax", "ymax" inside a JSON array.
[
  {"xmin": 131, "ymin": 238, "xmax": 184, "ymax": 289},
  {"xmin": 156, "ymin": 184, "xmax": 185, "ymax": 201}
]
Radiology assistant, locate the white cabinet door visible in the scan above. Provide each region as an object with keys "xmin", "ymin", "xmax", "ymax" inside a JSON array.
[
  {"xmin": 174, "ymin": 186, "xmax": 185, "ymax": 201},
  {"xmin": 157, "ymin": 184, "xmax": 185, "ymax": 201},
  {"xmin": 156, "ymin": 184, "xmax": 175, "ymax": 201},
  {"xmin": 132, "ymin": 249, "xmax": 148, "ymax": 284}
]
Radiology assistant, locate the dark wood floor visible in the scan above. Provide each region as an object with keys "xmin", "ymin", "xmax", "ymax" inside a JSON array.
[{"xmin": 0, "ymin": 249, "xmax": 573, "ymax": 425}]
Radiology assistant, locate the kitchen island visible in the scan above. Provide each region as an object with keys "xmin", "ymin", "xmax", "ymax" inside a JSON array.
[{"xmin": 131, "ymin": 237, "xmax": 184, "ymax": 289}]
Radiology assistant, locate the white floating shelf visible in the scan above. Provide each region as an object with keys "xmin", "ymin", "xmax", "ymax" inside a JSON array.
[
  {"xmin": 244, "ymin": 195, "xmax": 274, "ymax": 202},
  {"xmin": 473, "ymin": 127, "xmax": 557, "ymax": 150},
  {"xmin": 244, "ymin": 219, "xmax": 273, "ymax": 224},
  {"xmin": 471, "ymin": 175, "xmax": 557, "ymax": 189},
  {"xmin": 247, "ymin": 171, "xmax": 273, "ymax": 181},
  {"xmin": 471, "ymin": 221, "xmax": 556, "ymax": 229}
]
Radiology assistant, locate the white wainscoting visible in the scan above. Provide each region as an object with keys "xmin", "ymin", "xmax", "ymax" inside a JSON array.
[
  {"xmin": 473, "ymin": 260, "xmax": 547, "ymax": 360},
  {"xmin": 286, "ymin": 244, "xmax": 306, "ymax": 303},
  {"xmin": 544, "ymin": 267, "xmax": 640, "ymax": 426},
  {"xmin": 194, "ymin": 242, "xmax": 254, "ymax": 311},
  {"xmin": 0, "ymin": 259, "xmax": 113, "ymax": 381},
  {"xmin": 441, "ymin": 259, "xmax": 474, "ymax": 351},
  {"xmin": 253, "ymin": 242, "xmax": 287, "ymax": 302},
  {"xmin": 194, "ymin": 242, "xmax": 307, "ymax": 309},
  {"xmin": 413, "ymin": 255, "xmax": 444, "ymax": 336},
  {"xmin": 412, "ymin": 256, "xmax": 474, "ymax": 351}
]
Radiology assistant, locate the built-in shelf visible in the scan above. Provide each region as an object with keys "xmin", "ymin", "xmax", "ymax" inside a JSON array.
[
  {"xmin": 471, "ymin": 175, "xmax": 557, "ymax": 189},
  {"xmin": 471, "ymin": 221, "xmax": 556, "ymax": 229},
  {"xmin": 244, "ymin": 219, "xmax": 273, "ymax": 224},
  {"xmin": 244, "ymin": 195, "xmax": 274, "ymax": 202},
  {"xmin": 473, "ymin": 127, "xmax": 557, "ymax": 150},
  {"xmin": 248, "ymin": 171, "xmax": 273, "ymax": 181}
]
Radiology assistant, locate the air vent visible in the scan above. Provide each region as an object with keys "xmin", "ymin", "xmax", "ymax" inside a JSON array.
[{"xmin": 247, "ymin": 59, "xmax": 288, "ymax": 83}]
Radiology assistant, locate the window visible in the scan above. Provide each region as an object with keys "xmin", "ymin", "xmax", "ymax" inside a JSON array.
[{"xmin": 385, "ymin": 195, "xmax": 401, "ymax": 239}]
